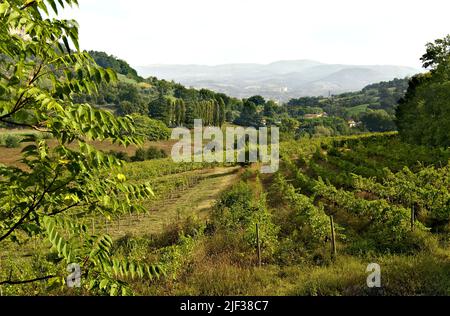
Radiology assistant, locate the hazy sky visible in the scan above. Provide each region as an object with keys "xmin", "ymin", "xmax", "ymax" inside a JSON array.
[{"xmin": 60, "ymin": 0, "xmax": 450, "ymax": 69}]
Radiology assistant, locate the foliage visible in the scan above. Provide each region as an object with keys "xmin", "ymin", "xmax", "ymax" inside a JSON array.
[
  {"xmin": 0, "ymin": 133, "xmax": 21, "ymax": 148},
  {"xmin": 89, "ymin": 50, "xmax": 142, "ymax": 82},
  {"xmin": 396, "ymin": 35, "xmax": 450, "ymax": 147},
  {"xmin": 5, "ymin": 134, "xmax": 20, "ymax": 148},
  {"xmin": 130, "ymin": 114, "xmax": 170, "ymax": 141},
  {"xmin": 286, "ymin": 78, "xmax": 409, "ymax": 120},
  {"xmin": 132, "ymin": 147, "xmax": 167, "ymax": 162},
  {"xmin": 300, "ymin": 117, "xmax": 351, "ymax": 137},
  {"xmin": 0, "ymin": 0, "xmax": 161, "ymax": 294},
  {"xmin": 270, "ymin": 173, "xmax": 331, "ymax": 248},
  {"xmin": 234, "ymin": 99, "xmax": 263, "ymax": 127},
  {"xmin": 212, "ymin": 181, "xmax": 279, "ymax": 258},
  {"xmin": 360, "ymin": 109, "xmax": 396, "ymax": 132}
]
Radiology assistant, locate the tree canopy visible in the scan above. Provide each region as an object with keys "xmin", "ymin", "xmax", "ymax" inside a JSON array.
[
  {"xmin": 89, "ymin": 51, "xmax": 142, "ymax": 82},
  {"xmin": 396, "ymin": 35, "xmax": 450, "ymax": 147}
]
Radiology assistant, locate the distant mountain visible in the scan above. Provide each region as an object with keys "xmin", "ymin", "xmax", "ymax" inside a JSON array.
[{"xmin": 136, "ymin": 60, "xmax": 419, "ymax": 101}]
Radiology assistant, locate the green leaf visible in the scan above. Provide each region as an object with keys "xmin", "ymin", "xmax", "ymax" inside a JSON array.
[{"xmin": 99, "ymin": 279, "xmax": 109, "ymax": 290}]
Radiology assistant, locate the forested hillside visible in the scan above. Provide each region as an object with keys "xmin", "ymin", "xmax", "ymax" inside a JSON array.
[
  {"xmin": 72, "ymin": 51, "xmax": 242, "ymax": 129},
  {"xmin": 72, "ymin": 52, "xmax": 409, "ymax": 137},
  {"xmin": 284, "ymin": 78, "xmax": 408, "ymax": 134}
]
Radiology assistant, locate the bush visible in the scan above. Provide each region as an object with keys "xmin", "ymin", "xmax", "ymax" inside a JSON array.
[
  {"xmin": 131, "ymin": 114, "xmax": 170, "ymax": 141},
  {"xmin": 107, "ymin": 150, "xmax": 131, "ymax": 162},
  {"xmin": 132, "ymin": 147, "xmax": 167, "ymax": 162},
  {"xmin": 212, "ymin": 181, "xmax": 279, "ymax": 260},
  {"xmin": 4, "ymin": 134, "xmax": 21, "ymax": 148},
  {"xmin": 132, "ymin": 148, "xmax": 147, "ymax": 162},
  {"xmin": 146, "ymin": 147, "xmax": 168, "ymax": 160}
]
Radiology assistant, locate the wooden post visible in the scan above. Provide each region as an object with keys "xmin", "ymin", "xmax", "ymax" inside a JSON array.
[
  {"xmin": 256, "ymin": 223, "xmax": 261, "ymax": 267},
  {"xmin": 330, "ymin": 216, "xmax": 337, "ymax": 259},
  {"xmin": 411, "ymin": 204, "xmax": 415, "ymax": 231}
]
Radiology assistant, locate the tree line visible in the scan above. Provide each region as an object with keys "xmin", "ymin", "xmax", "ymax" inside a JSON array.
[{"xmin": 149, "ymin": 94, "xmax": 226, "ymax": 127}]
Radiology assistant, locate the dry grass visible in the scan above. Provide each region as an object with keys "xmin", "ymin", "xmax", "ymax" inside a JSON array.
[
  {"xmin": 0, "ymin": 128, "xmax": 179, "ymax": 167},
  {"xmin": 103, "ymin": 166, "xmax": 242, "ymax": 238}
]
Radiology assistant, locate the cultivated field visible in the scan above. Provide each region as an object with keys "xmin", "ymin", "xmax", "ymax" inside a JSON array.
[{"xmin": 1, "ymin": 131, "xmax": 449, "ymax": 295}]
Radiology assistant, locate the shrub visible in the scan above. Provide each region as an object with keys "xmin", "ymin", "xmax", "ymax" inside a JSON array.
[
  {"xmin": 107, "ymin": 150, "xmax": 131, "ymax": 162},
  {"xmin": 132, "ymin": 148, "xmax": 147, "ymax": 162},
  {"xmin": 146, "ymin": 147, "xmax": 167, "ymax": 160},
  {"xmin": 131, "ymin": 114, "xmax": 170, "ymax": 141},
  {"xmin": 5, "ymin": 134, "xmax": 21, "ymax": 148},
  {"xmin": 212, "ymin": 181, "xmax": 279, "ymax": 260},
  {"xmin": 132, "ymin": 147, "xmax": 167, "ymax": 162}
]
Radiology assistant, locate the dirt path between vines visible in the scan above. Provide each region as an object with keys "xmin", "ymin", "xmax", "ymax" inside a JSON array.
[{"xmin": 107, "ymin": 166, "xmax": 242, "ymax": 238}]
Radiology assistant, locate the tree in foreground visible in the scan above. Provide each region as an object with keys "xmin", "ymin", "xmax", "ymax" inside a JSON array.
[{"xmin": 0, "ymin": 0, "xmax": 161, "ymax": 295}]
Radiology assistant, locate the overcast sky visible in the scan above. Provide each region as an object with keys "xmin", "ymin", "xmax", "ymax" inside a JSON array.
[{"xmin": 60, "ymin": 0, "xmax": 450, "ymax": 69}]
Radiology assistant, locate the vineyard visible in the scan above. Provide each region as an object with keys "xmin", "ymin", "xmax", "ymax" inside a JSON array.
[
  {"xmin": 1, "ymin": 132, "xmax": 449, "ymax": 296},
  {"xmin": 277, "ymin": 134, "xmax": 450, "ymax": 252}
]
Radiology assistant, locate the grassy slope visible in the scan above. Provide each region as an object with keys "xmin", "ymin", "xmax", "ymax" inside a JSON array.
[{"xmin": 105, "ymin": 166, "xmax": 241, "ymax": 237}]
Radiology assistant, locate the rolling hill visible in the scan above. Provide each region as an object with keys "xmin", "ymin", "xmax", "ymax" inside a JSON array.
[{"xmin": 137, "ymin": 60, "xmax": 419, "ymax": 101}]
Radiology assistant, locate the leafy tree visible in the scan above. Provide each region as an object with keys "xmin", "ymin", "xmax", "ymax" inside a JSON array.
[
  {"xmin": 89, "ymin": 51, "xmax": 142, "ymax": 82},
  {"xmin": 3, "ymin": 134, "xmax": 21, "ymax": 148},
  {"xmin": 313, "ymin": 125, "xmax": 333, "ymax": 137},
  {"xmin": 397, "ymin": 35, "xmax": 450, "ymax": 147},
  {"xmin": 131, "ymin": 114, "xmax": 170, "ymax": 141},
  {"xmin": 225, "ymin": 110, "xmax": 235, "ymax": 123},
  {"xmin": 264, "ymin": 100, "xmax": 277, "ymax": 118},
  {"xmin": 117, "ymin": 82, "xmax": 140, "ymax": 104},
  {"xmin": 299, "ymin": 117, "xmax": 350, "ymax": 136},
  {"xmin": 247, "ymin": 95, "xmax": 266, "ymax": 106},
  {"xmin": 234, "ymin": 100, "xmax": 262, "ymax": 127},
  {"xmin": 173, "ymin": 99, "xmax": 182, "ymax": 126},
  {"xmin": 0, "ymin": 0, "xmax": 160, "ymax": 294},
  {"xmin": 280, "ymin": 117, "xmax": 300, "ymax": 137},
  {"xmin": 218, "ymin": 97, "xmax": 226, "ymax": 126},
  {"xmin": 421, "ymin": 35, "xmax": 450, "ymax": 70},
  {"xmin": 361, "ymin": 110, "xmax": 396, "ymax": 132},
  {"xmin": 118, "ymin": 100, "xmax": 143, "ymax": 115},
  {"xmin": 149, "ymin": 93, "xmax": 170, "ymax": 124}
]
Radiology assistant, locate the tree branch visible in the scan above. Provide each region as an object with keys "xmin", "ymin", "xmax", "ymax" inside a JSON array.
[
  {"xmin": 0, "ymin": 275, "xmax": 56, "ymax": 285},
  {"xmin": 20, "ymin": 1, "xmax": 38, "ymax": 11},
  {"xmin": 0, "ymin": 119, "xmax": 50, "ymax": 132},
  {"xmin": 0, "ymin": 170, "xmax": 59, "ymax": 242},
  {"xmin": 46, "ymin": 202, "xmax": 81, "ymax": 217}
]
